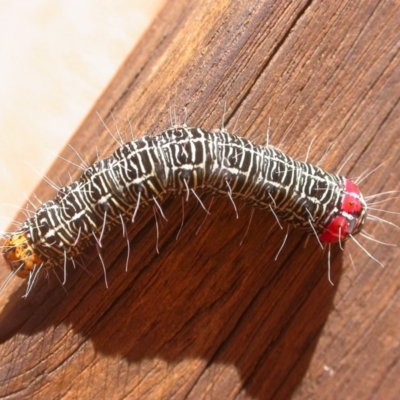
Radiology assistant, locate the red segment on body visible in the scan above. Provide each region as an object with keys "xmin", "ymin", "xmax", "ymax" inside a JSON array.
[{"xmin": 319, "ymin": 179, "xmax": 366, "ymax": 243}]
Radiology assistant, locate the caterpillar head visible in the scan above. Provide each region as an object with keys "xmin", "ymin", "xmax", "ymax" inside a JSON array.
[
  {"xmin": 2, "ymin": 233, "xmax": 44, "ymax": 279},
  {"xmin": 319, "ymin": 179, "xmax": 367, "ymax": 243}
]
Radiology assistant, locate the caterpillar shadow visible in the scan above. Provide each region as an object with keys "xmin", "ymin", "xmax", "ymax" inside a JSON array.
[{"xmin": 0, "ymin": 196, "xmax": 343, "ymax": 399}]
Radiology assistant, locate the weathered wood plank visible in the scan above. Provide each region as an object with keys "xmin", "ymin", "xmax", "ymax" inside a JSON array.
[{"xmin": 0, "ymin": 1, "xmax": 399, "ymax": 399}]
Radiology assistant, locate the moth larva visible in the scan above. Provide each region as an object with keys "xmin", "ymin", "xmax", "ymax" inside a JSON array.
[{"xmin": 1, "ymin": 126, "xmax": 371, "ymax": 294}]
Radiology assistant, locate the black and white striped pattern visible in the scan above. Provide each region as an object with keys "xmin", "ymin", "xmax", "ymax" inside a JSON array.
[{"xmin": 2, "ymin": 126, "xmax": 367, "ymax": 282}]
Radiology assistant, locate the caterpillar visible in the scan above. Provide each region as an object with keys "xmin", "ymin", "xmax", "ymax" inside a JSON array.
[{"xmin": 1, "ymin": 125, "xmax": 374, "ymax": 296}]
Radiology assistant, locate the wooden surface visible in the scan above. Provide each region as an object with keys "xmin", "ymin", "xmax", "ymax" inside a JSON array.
[
  {"xmin": 0, "ymin": 1, "xmax": 166, "ymax": 231},
  {"xmin": 1, "ymin": 1, "xmax": 400, "ymax": 399}
]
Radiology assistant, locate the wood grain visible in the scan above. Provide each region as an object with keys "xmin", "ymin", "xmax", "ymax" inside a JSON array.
[{"xmin": 1, "ymin": 1, "xmax": 399, "ymax": 399}]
